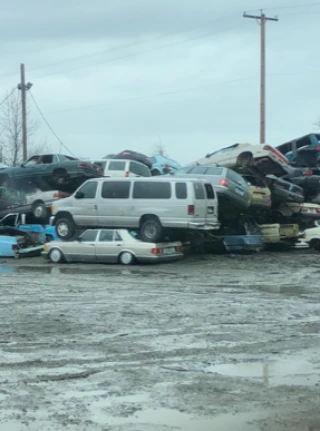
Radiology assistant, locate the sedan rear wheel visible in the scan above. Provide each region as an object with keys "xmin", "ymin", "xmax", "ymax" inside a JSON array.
[
  {"xmin": 49, "ymin": 248, "xmax": 63, "ymax": 263},
  {"xmin": 32, "ymin": 201, "xmax": 47, "ymax": 220},
  {"xmin": 119, "ymin": 251, "xmax": 134, "ymax": 265}
]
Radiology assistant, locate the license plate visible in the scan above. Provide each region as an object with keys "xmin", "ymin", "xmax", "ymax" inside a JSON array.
[
  {"xmin": 207, "ymin": 206, "xmax": 214, "ymax": 214},
  {"xmin": 164, "ymin": 247, "xmax": 175, "ymax": 254},
  {"xmin": 235, "ymin": 187, "xmax": 244, "ymax": 196}
]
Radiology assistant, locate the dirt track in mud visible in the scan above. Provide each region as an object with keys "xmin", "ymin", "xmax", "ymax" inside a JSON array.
[{"xmin": 0, "ymin": 250, "xmax": 320, "ymax": 431}]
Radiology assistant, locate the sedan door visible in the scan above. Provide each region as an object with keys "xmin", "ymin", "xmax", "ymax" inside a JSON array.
[
  {"xmin": 67, "ymin": 230, "xmax": 98, "ymax": 262},
  {"xmin": 95, "ymin": 229, "xmax": 123, "ymax": 263}
]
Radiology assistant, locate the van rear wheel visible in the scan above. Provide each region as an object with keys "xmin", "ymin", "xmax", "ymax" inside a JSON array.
[{"xmin": 140, "ymin": 218, "xmax": 163, "ymax": 242}]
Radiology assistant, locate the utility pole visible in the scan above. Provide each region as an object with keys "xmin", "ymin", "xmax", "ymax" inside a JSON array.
[
  {"xmin": 243, "ymin": 10, "xmax": 278, "ymax": 144},
  {"xmin": 17, "ymin": 64, "xmax": 33, "ymax": 162}
]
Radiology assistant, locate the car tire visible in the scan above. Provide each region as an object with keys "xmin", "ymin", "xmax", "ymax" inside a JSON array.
[
  {"xmin": 310, "ymin": 239, "xmax": 320, "ymax": 251},
  {"xmin": 52, "ymin": 169, "xmax": 70, "ymax": 186},
  {"xmin": 32, "ymin": 201, "xmax": 47, "ymax": 220},
  {"xmin": 119, "ymin": 251, "xmax": 135, "ymax": 265},
  {"xmin": 49, "ymin": 248, "xmax": 64, "ymax": 263},
  {"xmin": 140, "ymin": 218, "xmax": 163, "ymax": 242},
  {"xmin": 55, "ymin": 217, "xmax": 76, "ymax": 240}
]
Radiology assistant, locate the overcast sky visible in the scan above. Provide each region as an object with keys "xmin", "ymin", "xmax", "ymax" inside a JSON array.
[{"xmin": 0, "ymin": 0, "xmax": 319, "ymax": 165}]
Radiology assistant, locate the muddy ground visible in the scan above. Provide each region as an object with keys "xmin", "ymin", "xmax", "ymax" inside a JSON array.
[{"xmin": 0, "ymin": 250, "xmax": 320, "ymax": 431}]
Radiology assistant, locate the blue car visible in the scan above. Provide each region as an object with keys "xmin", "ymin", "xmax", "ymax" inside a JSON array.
[
  {"xmin": 216, "ymin": 219, "xmax": 264, "ymax": 253},
  {"xmin": 276, "ymin": 134, "xmax": 320, "ymax": 167},
  {"xmin": 149, "ymin": 154, "xmax": 181, "ymax": 175}
]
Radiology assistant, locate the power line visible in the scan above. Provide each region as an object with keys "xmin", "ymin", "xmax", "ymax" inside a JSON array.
[
  {"xmin": 248, "ymin": 2, "xmax": 320, "ymax": 12},
  {"xmin": 28, "ymin": 90, "xmax": 76, "ymax": 157},
  {"xmin": 48, "ymin": 75, "xmax": 259, "ymax": 114},
  {"xmin": 0, "ymin": 12, "xmax": 241, "ymax": 81},
  {"xmin": 0, "ymin": 87, "xmax": 16, "ymax": 109},
  {"xmin": 31, "ymin": 22, "xmax": 249, "ymax": 81}
]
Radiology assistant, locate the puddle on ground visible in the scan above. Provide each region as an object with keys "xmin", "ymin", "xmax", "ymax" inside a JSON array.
[
  {"xmin": 255, "ymin": 284, "xmax": 317, "ymax": 295},
  {"xmin": 206, "ymin": 358, "xmax": 320, "ymax": 387},
  {"xmin": 91, "ymin": 405, "xmax": 260, "ymax": 430}
]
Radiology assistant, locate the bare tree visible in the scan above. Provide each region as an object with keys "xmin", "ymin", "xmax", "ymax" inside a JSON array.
[
  {"xmin": 0, "ymin": 89, "xmax": 49, "ymax": 166},
  {"xmin": 153, "ymin": 138, "xmax": 168, "ymax": 157}
]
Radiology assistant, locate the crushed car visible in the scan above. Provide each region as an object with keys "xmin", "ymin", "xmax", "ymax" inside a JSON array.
[{"xmin": 0, "ymin": 226, "xmax": 45, "ymax": 258}]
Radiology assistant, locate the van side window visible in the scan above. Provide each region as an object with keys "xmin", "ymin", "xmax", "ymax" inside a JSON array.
[
  {"xmin": 108, "ymin": 161, "xmax": 126, "ymax": 171},
  {"xmin": 175, "ymin": 183, "xmax": 187, "ymax": 199},
  {"xmin": 77, "ymin": 181, "xmax": 98, "ymax": 198},
  {"xmin": 205, "ymin": 184, "xmax": 215, "ymax": 199},
  {"xmin": 189, "ymin": 166, "xmax": 208, "ymax": 174},
  {"xmin": 193, "ymin": 183, "xmax": 205, "ymax": 199},
  {"xmin": 129, "ymin": 162, "xmax": 150, "ymax": 177},
  {"xmin": 133, "ymin": 181, "xmax": 171, "ymax": 199},
  {"xmin": 102, "ymin": 181, "xmax": 130, "ymax": 199}
]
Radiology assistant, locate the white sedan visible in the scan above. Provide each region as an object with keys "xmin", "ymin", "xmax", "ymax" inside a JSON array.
[{"xmin": 42, "ymin": 228, "xmax": 184, "ymax": 265}]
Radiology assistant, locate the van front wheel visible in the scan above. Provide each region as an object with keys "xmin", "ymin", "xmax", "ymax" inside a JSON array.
[
  {"xmin": 56, "ymin": 217, "xmax": 76, "ymax": 240},
  {"xmin": 140, "ymin": 218, "xmax": 163, "ymax": 242}
]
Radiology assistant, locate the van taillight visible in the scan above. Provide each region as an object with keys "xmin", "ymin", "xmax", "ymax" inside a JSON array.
[
  {"xmin": 188, "ymin": 205, "xmax": 195, "ymax": 215},
  {"xmin": 125, "ymin": 171, "xmax": 129, "ymax": 177},
  {"xmin": 12, "ymin": 245, "xmax": 19, "ymax": 251},
  {"xmin": 219, "ymin": 178, "xmax": 229, "ymax": 187}
]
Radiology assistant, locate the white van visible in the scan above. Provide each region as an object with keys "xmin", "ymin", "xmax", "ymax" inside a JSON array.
[
  {"xmin": 92, "ymin": 159, "xmax": 151, "ymax": 177},
  {"xmin": 50, "ymin": 177, "xmax": 220, "ymax": 242}
]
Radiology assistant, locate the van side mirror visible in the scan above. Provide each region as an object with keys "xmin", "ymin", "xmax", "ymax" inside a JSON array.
[{"xmin": 75, "ymin": 191, "xmax": 84, "ymax": 199}]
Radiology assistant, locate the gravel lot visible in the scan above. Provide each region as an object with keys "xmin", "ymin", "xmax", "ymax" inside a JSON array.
[{"xmin": 0, "ymin": 250, "xmax": 320, "ymax": 431}]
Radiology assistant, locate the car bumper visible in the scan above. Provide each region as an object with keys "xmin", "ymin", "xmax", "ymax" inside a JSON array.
[
  {"xmin": 49, "ymin": 216, "xmax": 55, "ymax": 226},
  {"xmin": 41, "ymin": 251, "xmax": 49, "ymax": 259},
  {"xmin": 138, "ymin": 254, "xmax": 184, "ymax": 263}
]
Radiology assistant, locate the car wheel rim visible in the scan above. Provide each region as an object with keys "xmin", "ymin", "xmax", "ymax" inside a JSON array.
[
  {"xmin": 50, "ymin": 249, "xmax": 61, "ymax": 263},
  {"xmin": 121, "ymin": 252, "xmax": 132, "ymax": 264},
  {"xmin": 57, "ymin": 223, "xmax": 69, "ymax": 237},
  {"xmin": 144, "ymin": 224, "xmax": 156, "ymax": 239},
  {"xmin": 34, "ymin": 206, "xmax": 44, "ymax": 218}
]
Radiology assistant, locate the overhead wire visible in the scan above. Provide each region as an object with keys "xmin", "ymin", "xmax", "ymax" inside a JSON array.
[
  {"xmin": 31, "ymin": 22, "xmax": 249, "ymax": 81},
  {"xmin": 247, "ymin": 2, "xmax": 320, "ymax": 12},
  {"xmin": 28, "ymin": 90, "xmax": 76, "ymax": 157},
  {"xmin": 0, "ymin": 87, "xmax": 17, "ymax": 109}
]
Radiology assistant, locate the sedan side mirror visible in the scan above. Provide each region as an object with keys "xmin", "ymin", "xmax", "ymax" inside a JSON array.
[{"xmin": 76, "ymin": 237, "xmax": 82, "ymax": 242}]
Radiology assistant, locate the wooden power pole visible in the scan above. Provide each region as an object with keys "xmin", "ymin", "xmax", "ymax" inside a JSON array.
[
  {"xmin": 243, "ymin": 10, "xmax": 278, "ymax": 144},
  {"xmin": 17, "ymin": 64, "xmax": 33, "ymax": 162}
]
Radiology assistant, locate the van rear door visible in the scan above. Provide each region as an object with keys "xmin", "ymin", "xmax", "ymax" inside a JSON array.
[{"xmin": 192, "ymin": 182, "xmax": 206, "ymax": 219}]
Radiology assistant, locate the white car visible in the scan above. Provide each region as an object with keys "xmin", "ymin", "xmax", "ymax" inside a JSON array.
[
  {"xmin": 298, "ymin": 222, "xmax": 320, "ymax": 250},
  {"xmin": 193, "ymin": 143, "xmax": 290, "ymax": 177},
  {"xmin": 42, "ymin": 228, "xmax": 184, "ymax": 264}
]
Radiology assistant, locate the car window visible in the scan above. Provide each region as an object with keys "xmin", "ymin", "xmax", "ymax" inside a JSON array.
[
  {"xmin": 133, "ymin": 181, "xmax": 171, "ymax": 199},
  {"xmin": 101, "ymin": 181, "xmax": 130, "ymax": 198},
  {"xmin": 108, "ymin": 161, "xmax": 126, "ymax": 171},
  {"xmin": 115, "ymin": 231, "xmax": 123, "ymax": 241},
  {"xmin": 174, "ymin": 167, "xmax": 193, "ymax": 175},
  {"xmin": 76, "ymin": 181, "xmax": 98, "ymax": 198},
  {"xmin": 24, "ymin": 156, "xmax": 39, "ymax": 166},
  {"xmin": 80, "ymin": 230, "xmax": 98, "ymax": 242},
  {"xmin": 40, "ymin": 155, "xmax": 53, "ymax": 164},
  {"xmin": 129, "ymin": 162, "xmax": 150, "ymax": 177},
  {"xmin": 205, "ymin": 167, "xmax": 224, "ymax": 175},
  {"xmin": 175, "ymin": 182, "xmax": 187, "ymax": 199},
  {"xmin": 226, "ymin": 169, "xmax": 246, "ymax": 186},
  {"xmin": 205, "ymin": 184, "xmax": 215, "ymax": 199},
  {"xmin": 99, "ymin": 230, "xmax": 115, "ymax": 242},
  {"xmin": 193, "ymin": 182, "xmax": 205, "ymax": 199},
  {"xmin": 189, "ymin": 166, "xmax": 208, "ymax": 174}
]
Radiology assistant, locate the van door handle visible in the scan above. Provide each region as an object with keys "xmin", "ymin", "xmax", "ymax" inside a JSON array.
[{"xmin": 93, "ymin": 205, "xmax": 97, "ymax": 210}]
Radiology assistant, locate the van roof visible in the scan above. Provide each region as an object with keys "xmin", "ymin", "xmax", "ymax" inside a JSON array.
[{"xmin": 86, "ymin": 176, "xmax": 212, "ymax": 184}]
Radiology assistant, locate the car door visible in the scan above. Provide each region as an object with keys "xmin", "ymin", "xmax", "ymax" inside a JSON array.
[
  {"xmin": 95, "ymin": 229, "xmax": 122, "ymax": 263},
  {"xmin": 70, "ymin": 230, "xmax": 98, "ymax": 262},
  {"xmin": 72, "ymin": 181, "xmax": 99, "ymax": 226}
]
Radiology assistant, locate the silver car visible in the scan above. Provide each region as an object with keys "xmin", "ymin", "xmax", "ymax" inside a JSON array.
[
  {"xmin": 42, "ymin": 228, "xmax": 184, "ymax": 265},
  {"xmin": 171, "ymin": 165, "xmax": 251, "ymax": 215}
]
